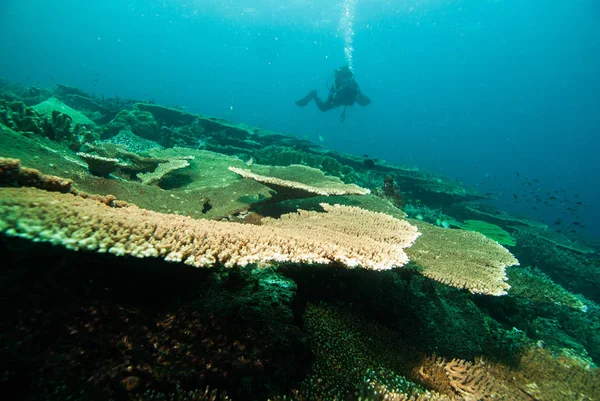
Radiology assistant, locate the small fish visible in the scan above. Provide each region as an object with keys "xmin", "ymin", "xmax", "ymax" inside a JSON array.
[
  {"xmin": 513, "ymin": 193, "xmax": 518, "ymax": 200},
  {"xmin": 514, "ymin": 172, "xmax": 520, "ymax": 177},
  {"xmin": 549, "ymin": 196, "xmax": 558, "ymax": 200},
  {"xmin": 532, "ymin": 206, "xmax": 538, "ymax": 210},
  {"xmin": 553, "ymin": 220, "xmax": 562, "ymax": 225},
  {"xmin": 245, "ymin": 157, "xmax": 254, "ymax": 166},
  {"xmin": 318, "ymin": 135, "xmax": 325, "ymax": 142},
  {"xmin": 573, "ymin": 222, "xmax": 581, "ymax": 226},
  {"xmin": 575, "ymin": 194, "xmax": 580, "ymax": 198},
  {"xmin": 576, "ymin": 201, "xmax": 582, "ymax": 205}
]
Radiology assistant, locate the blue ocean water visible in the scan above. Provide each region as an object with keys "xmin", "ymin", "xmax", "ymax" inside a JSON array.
[{"xmin": 1, "ymin": 0, "xmax": 598, "ymax": 237}]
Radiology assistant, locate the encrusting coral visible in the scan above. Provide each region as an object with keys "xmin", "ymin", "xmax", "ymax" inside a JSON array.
[
  {"xmin": 0, "ymin": 157, "xmax": 74, "ymax": 192},
  {"xmin": 0, "ymin": 187, "xmax": 419, "ymax": 271}
]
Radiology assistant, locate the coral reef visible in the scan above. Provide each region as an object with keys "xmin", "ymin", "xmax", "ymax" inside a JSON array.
[
  {"xmin": 513, "ymin": 230, "xmax": 600, "ymax": 303},
  {"xmin": 0, "ymin": 157, "xmax": 74, "ymax": 192},
  {"xmin": 253, "ymin": 145, "xmax": 356, "ymax": 181},
  {"xmin": 102, "ymin": 109, "xmax": 160, "ymax": 141},
  {"xmin": 76, "ymin": 152, "xmax": 127, "ymax": 177},
  {"xmin": 136, "ymin": 102, "xmax": 198, "ymax": 127},
  {"xmin": 406, "ymin": 221, "xmax": 518, "ymax": 295},
  {"xmin": 0, "ymin": 77, "xmax": 52, "ymax": 105},
  {"xmin": 32, "ymin": 97, "xmax": 96, "ymax": 127},
  {"xmin": 1, "ymin": 78, "xmax": 599, "ymax": 401},
  {"xmin": 0, "ymin": 242, "xmax": 306, "ymax": 400},
  {"xmin": 0, "ymin": 99, "xmax": 46, "ymax": 134},
  {"xmin": 456, "ymin": 220, "xmax": 516, "ymax": 246},
  {"xmin": 300, "ymin": 303, "xmax": 600, "ymax": 400},
  {"xmin": 137, "ymin": 158, "xmax": 191, "ymax": 185},
  {"xmin": 0, "ymin": 188, "xmax": 419, "ymax": 271},
  {"xmin": 229, "ymin": 164, "xmax": 370, "ymax": 200},
  {"xmin": 507, "ymin": 266, "xmax": 588, "ymax": 311}
]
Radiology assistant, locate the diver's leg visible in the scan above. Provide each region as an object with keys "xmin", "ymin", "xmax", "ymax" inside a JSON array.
[
  {"xmin": 357, "ymin": 93, "xmax": 371, "ymax": 106},
  {"xmin": 295, "ymin": 90, "xmax": 317, "ymax": 107},
  {"xmin": 313, "ymin": 94, "xmax": 335, "ymax": 112}
]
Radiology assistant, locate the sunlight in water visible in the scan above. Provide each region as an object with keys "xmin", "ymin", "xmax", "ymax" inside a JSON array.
[{"xmin": 339, "ymin": 0, "xmax": 356, "ymax": 69}]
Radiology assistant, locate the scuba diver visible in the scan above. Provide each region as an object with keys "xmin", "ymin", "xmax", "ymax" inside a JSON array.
[{"xmin": 295, "ymin": 65, "xmax": 371, "ymax": 121}]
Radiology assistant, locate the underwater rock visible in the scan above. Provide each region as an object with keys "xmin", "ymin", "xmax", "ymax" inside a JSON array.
[
  {"xmin": 253, "ymin": 145, "xmax": 357, "ymax": 182},
  {"xmin": 135, "ymin": 102, "xmax": 197, "ymax": 127},
  {"xmin": 32, "ymin": 97, "xmax": 95, "ymax": 127},
  {"xmin": 0, "ymin": 77, "xmax": 52, "ymax": 105},
  {"xmin": 462, "ymin": 203, "xmax": 548, "ymax": 231},
  {"xmin": 102, "ymin": 109, "xmax": 160, "ymax": 141},
  {"xmin": 159, "ymin": 121, "xmax": 205, "ymax": 148},
  {"xmin": 457, "ymin": 219, "xmax": 516, "ymax": 246},
  {"xmin": 63, "ymin": 93, "xmax": 119, "ymax": 124},
  {"xmin": 512, "ymin": 224, "xmax": 595, "ymax": 255},
  {"xmin": 53, "ymin": 83, "xmax": 90, "ymax": 98}
]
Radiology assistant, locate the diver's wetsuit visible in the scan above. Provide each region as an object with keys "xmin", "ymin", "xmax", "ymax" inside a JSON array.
[{"xmin": 295, "ymin": 67, "xmax": 371, "ymax": 112}]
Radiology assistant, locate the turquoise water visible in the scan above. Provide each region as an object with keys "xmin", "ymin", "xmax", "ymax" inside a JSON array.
[{"xmin": 2, "ymin": 0, "xmax": 598, "ymax": 236}]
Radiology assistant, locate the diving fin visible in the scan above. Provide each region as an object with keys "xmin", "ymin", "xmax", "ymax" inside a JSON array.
[
  {"xmin": 295, "ymin": 90, "xmax": 317, "ymax": 107},
  {"xmin": 357, "ymin": 93, "xmax": 371, "ymax": 106}
]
